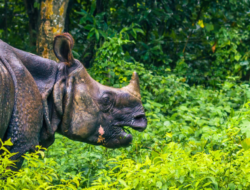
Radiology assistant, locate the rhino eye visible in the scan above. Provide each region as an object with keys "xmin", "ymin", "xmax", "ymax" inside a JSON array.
[
  {"xmin": 99, "ymin": 92, "xmax": 115, "ymax": 112},
  {"xmin": 102, "ymin": 96, "xmax": 110, "ymax": 105}
]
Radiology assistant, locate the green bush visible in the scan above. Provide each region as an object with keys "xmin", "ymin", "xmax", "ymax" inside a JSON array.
[
  {"xmin": 0, "ymin": 139, "xmax": 82, "ymax": 190},
  {"xmin": 89, "ymin": 144, "xmax": 250, "ymax": 190}
]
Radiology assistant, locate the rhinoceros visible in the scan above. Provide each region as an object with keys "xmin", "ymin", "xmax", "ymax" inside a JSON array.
[{"xmin": 0, "ymin": 33, "xmax": 147, "ymax": 169}]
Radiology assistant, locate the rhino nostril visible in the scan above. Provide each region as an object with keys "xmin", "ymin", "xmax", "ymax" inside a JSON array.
[
  {"xmin": 134, "ymin": 114, "xmax": 145, "ymax": 121},
  {"xmin": 131, "ymin": 113, "xmax": 147, "ymax": 130},
  {"xmin": 134, "ymin": 113, "xmax": 145, "ymax": 119}
]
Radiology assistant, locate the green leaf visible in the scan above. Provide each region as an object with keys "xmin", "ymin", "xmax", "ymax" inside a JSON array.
[
  {"xmin": 87, "ymin": 31, "xmax": 94, "ymax": 39},
  {"xmin": 75, "ymin": 11, "xmax": 87, "ymax": 16},
  {"xmin": 234, "ymin": 55, "xmax": 241, "ymax": 61},
  {"xmin": 228, "ymin": 182, "xmax": 235, "ymax": 190},
  {"xmin": 3, "ymin": 139, "xmax": 13, "ymax": 146},
  {"xmin": 156, "ymin": 181, "xmax": 162, "ymax": 188},
  {"xmin": 118, "ymin": 179, "xmax": 127, "ymax": 187},
  {"xmin": 164, "ymin": 121, "xmax": 171, "ymax": 127},
  {"xmin": 206, "ymin": 23, "xmax": 214, "ymax": 32},
  {"xmin": 99, "ymin": 30, "xmax": 107, "ymax": 38},
  {"xmin": 95, "ymin": 29, "xmax": 99, "ymax": 40},
  {"xmin": 241, "ymin": 138, "xmax": 250, "ymax": 150}
]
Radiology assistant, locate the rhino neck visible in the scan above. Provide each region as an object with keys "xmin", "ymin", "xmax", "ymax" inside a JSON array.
[
  {"xmin": 40, "ymin": 61, "xmax": 84, "ymax": 147},
  {"xmin": 11, "ymin": 47, "xmax": 83, "ymax": 147}
]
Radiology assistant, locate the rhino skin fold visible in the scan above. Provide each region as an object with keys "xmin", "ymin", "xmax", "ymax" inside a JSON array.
[{"xmin": 0, "ymin": 33, "xmax": 147, "ymax": 170}]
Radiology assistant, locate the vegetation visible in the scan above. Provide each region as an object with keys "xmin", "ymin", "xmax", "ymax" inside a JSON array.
[{"xmin": 1, "ymin": 0, "xmax": 250, "ymax": 189}]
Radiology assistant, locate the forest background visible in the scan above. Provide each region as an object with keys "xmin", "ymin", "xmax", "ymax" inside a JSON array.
[{"xmin": 1, "ymin": 0, "xmax": 250, "ymax": 189}]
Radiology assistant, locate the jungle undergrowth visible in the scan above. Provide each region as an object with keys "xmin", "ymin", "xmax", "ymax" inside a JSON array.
[{"xmin": 1, "ymin": 32, "xmax": 250, "ymax": 190}]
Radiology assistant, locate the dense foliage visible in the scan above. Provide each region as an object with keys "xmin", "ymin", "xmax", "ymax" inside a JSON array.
[
  {"xmin": 1, "ymin": 0, "xmax": 250, "ymax": 189},
  {"xmin": 2, "ymin": 0, "xmax": 250, "ymax": 84},
  {"xmin": 69, "ymin": 0, "xmax": 250, "ymax": 85},
  {"xmin": 1, "ymin": 31, "xmax": 250, "ymax": 189}
]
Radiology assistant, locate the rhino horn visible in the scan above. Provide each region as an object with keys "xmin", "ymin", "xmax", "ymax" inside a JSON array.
[{"xmin": 122, "ymin": 72, "xmax": 141, "ymax": 100}]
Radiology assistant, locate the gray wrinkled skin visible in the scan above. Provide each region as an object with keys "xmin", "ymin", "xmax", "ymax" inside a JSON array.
[{"xmin": 0, "ymin": 33, "xmax": 147, "ymax": 170}]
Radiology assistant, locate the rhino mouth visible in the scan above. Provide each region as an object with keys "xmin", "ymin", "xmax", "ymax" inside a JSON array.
[{"xmin": 104, "ymin": 114, "xmax": 147, "ymax": 148}]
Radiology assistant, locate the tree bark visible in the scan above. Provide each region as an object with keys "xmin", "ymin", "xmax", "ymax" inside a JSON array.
[{"xmin": 36, "ymin": 0, "xmax": 70, "ymax": 60}]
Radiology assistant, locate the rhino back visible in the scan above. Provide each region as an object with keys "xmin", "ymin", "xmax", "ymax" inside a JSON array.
[
  {"xmin": 12, "ymin": 47, "xmax": 58, "ymax": 94},
  {"xmin": 0, "ymin": 59, "xmax": 14, "ymax": 139}
]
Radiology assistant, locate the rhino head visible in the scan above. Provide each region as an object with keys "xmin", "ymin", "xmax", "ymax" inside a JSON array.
[{"xmin": 50, "ymin": 33, "xmax": 147, "ymax": 148}]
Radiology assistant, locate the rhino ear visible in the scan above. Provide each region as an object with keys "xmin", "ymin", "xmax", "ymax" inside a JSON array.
[{"xmin": 53, "ymin": 33, "xmax": 74, "ymax": 66}]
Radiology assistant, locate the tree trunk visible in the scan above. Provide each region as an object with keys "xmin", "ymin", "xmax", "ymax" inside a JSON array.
[
  {"xmin": 4, "ymin": 0, "xmax": 8, "ymax": 40},
  {"xmin": 23, "ymin": 0, "xmax": 39, "ymax": 47},
  {"xmin": 64, "ymin": 0, "xmax": 74, "ymax": 32},
  {"xmin": 36, "ymin": 0, "xmax": 70, "ymax": 60}
]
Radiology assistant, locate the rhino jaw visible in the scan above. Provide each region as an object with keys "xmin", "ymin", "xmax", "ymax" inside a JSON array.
[
  {"xmin": 104, "ymin": 131, "xmax": 133, "ymax": 148},
  {"xmin": 102, "ymin": 113, "xmax": 147, "ymax": 148}
]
